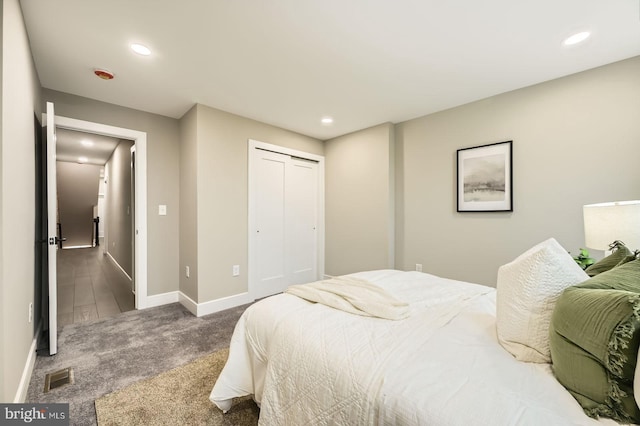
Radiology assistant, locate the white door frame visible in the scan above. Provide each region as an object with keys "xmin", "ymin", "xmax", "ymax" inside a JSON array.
[
  {"xmin": 130, "ymin": 144, "xmax": 136, "ymax": 294},
  {"xmin": 48, "ymin": 114, "xmax": 149, "ymax": 309},
  {"xmin": 247, "ymin": 139, "xmax": 325, "ymax": 299}
]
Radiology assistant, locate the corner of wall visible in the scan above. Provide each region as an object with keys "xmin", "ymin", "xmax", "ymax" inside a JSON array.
[
  {"xmin": 178, "ymin": 106, "xmax": 199, "ymax": 301},
  {"xmin": 387, "ymin": 123, "xmax": 396, "ymax": 268},
  {"xmin": 393, "ymin": 123, "xmax": 406, "ymax": 270},
  {"xmin": 324, "ymin": 123, "xmax": 396, "ymax": 275}
]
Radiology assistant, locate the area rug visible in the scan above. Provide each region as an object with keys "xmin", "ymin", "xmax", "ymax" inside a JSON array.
[{"xmin": 95, "ymin": 348, "xmax": 259, "ymax": 425}]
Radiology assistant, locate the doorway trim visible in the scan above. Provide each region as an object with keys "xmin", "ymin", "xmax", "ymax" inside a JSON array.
[
  {"xmin": 52, "ymin": 115, "xmax": 149, "ymax": 309},
  {"xmin": 247, "ymin": 139, "xmax": 325, "ymax": 300}
]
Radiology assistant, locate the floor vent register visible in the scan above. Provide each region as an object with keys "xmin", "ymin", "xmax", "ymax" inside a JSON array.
[{"xmin": 43, "ymin": 367, "xmax": 74, "ymax": 393}]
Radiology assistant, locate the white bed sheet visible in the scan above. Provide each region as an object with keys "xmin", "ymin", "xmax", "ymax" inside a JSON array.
[{"xmin": 210, "ymin": 270, "xmax": 621, "ymax": 425}]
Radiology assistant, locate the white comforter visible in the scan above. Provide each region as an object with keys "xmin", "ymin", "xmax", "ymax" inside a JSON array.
[{"xmin": 210, "ymin": 270, "xmax": 619, "ymax": 425}]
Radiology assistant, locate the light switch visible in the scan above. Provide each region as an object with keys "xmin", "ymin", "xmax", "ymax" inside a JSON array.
[{"xmin": 158, "ymin": 205, "xmax": 167, "ymax": 216}]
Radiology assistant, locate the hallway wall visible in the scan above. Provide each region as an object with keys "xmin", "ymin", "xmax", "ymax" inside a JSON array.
[{"xmin": 105, "ymin": 140, "xmax": 135, "ymax": 277}]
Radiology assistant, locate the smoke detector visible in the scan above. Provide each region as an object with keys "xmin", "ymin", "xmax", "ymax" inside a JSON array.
[{"xmin": 94, "ymin": 69, "xmax": 114, "ymax": 80}]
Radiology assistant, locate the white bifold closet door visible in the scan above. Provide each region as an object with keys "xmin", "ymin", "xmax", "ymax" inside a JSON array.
[{"xmin": 253, "ymin": 149, "xmax": 318, "ymax": 299}]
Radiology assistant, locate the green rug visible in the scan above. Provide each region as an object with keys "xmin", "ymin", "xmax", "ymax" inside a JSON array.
[{"xmin": 95, "ymin": 348, "xmax": 259, "ymax": 425}]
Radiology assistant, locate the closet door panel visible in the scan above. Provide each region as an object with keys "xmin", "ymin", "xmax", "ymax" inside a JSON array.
[
  {"xmin": 287, "ymin": 159, "xmax": 318, "ymax": 285},
  {"xmin": 254, "ymin": 151, "xmax": 288, "ymax": 298}
]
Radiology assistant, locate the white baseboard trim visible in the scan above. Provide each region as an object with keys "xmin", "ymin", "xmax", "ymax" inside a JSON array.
[
  {"xmin": 178, "ymin": 292, "xmax": 198, "ymax": 316},
  {"xmin": 106, "ymin": 251, "xmax": 133, "ymax": 281},
  {"xmin": 178, "ymin": 291, "xmax": 253, "ymax": 317},
  {"xmin": 14, "ymin": 326, "xmax": 39, "ymax": 403},
  {"xmin": 145, "ymin": 291, "xmax": 179, "ymax": 308}
]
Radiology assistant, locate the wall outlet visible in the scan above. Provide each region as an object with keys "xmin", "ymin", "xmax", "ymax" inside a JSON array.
[
  {"xmin": 232, "ymin": 265, "xmax": 240, "ymax": 277},
  {"xmin": 415, "ymin": 264, "xmax": 423, "ymax": 272},
  {"xmin": 28, "ymin": 302, "xmax": 33, "ymax": 323},
  {"xmin": 185, "ymin": 266, "xmax": 190, "ymax": 278}
]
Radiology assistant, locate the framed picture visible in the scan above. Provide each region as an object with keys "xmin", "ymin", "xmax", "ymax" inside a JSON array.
[{"xmin": 456, "ymin": 141, "xmax": 512, "ymax": 212}]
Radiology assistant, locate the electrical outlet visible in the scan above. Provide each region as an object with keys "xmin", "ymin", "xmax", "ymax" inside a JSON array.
[
  {"xmin": 28, "ymin": 303, "xmax": 33, "ymax": 323},
  {"xmin": 232, "ymin": 265, "xmax": 240, "ymax": 277},
  {"xmin": 185, "ymin": 266, "xmax": 190, "ymax": 278},
  {"xmin": 416, "ymin": 264, "xmax": 423, "ymax": 272}
]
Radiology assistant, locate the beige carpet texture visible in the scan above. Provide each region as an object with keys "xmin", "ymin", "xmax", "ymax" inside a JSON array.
[{"xmin": 95, "ymin": 348, "xmax": 259, "ymax": 425}]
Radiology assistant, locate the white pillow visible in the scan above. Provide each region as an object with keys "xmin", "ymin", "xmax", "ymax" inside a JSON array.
[{"xmin": 496, "ymin": 238, "xmax": 588, "ymax": 363}]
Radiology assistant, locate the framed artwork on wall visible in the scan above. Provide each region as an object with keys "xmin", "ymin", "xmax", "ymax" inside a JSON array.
[{"xmin": 456, "ymin": 140, "xmax": 513, "ymax": 212}]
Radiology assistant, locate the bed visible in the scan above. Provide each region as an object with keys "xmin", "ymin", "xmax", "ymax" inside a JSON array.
[{"xmin": 209, "ymin": 268, "xmax": 622, "ymax": 425}]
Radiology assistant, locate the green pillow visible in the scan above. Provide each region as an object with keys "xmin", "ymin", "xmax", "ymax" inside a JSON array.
[
  {"xmin": 585, "ymin": 242, "xmax": 632, "ymax": 277},
  {"xmin": 616, "ymin": 252, "xmax": 639, "ymax": 268},
  {"xmin": 550, "ymin": 259, "xmax": 640, "ymax": 423}
]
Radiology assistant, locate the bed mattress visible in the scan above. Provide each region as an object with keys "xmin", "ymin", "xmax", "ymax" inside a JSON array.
[{"xmin": 210, "ymin": 269, "xmax": 620, "ymax": 425}]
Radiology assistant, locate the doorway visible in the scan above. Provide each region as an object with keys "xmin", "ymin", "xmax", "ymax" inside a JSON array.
[
  {"xmin": 55, "ymin": 132, "xmax": 136, "ymax": 325},
  {"xmin": 52, "ymin": 114, "xmax": 148, "ymax": 311},
  {"xmin": 248, "ymin": 139, "xmax": 325, "ymax": 300}
]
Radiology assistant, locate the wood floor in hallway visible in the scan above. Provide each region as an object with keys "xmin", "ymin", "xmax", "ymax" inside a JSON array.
[{"xmin": 57, "ymin": 246, "xmax": 135, "ymax": 325}]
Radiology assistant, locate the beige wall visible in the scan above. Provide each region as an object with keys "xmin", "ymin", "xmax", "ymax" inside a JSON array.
[
  {"xmin": 56, "ymin": 161, "xmax": 101, "ymax": 247},
  {"xmin": 396, "ymin": 56, "xmax": 640, "ymax": 286},
  {"xmin": 1, "ymin": 0, "xmax": 42, "ymax": 402},
  {"xmin": 183, "ymin": 104, "xmax": 323, "ymax": 303},
  {"xmin": 178, "ymin": 106, "xmax": 198, "ymax": 300},
  {"xmin": 325, "ymin": 123, "xmax": 395, "ymax": 276},
  {"xmin": 105, "ymin": 140, "xmax": 134, "ymax": 276},
  {"xmin": 42, "ymin": 89, "xmax": 180, "ymax": 296}
]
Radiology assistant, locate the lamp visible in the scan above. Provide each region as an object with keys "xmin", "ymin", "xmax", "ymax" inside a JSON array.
[{"xmin": 583, "ymin": 200, "xmax": 640, "ymax": 251}]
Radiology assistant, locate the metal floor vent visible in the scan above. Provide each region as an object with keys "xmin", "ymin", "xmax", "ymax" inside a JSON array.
[{"xmin": 44, "ymin": 367, "xmax": 74, "ymax": 393}]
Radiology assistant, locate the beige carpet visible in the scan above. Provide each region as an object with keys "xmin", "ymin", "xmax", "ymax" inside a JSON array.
[{"xmin": 95, "ymin": 348, "xmax": 259, "ymax": 425}]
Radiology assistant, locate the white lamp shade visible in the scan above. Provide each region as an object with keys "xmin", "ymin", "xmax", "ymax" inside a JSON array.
[{"xmin": 583, "ymin": 200, "xmax": 640, "ymax": 251}]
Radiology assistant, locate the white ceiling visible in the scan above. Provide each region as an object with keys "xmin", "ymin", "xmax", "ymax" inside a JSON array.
[
  {"xmin": 56, "ymin": 128, "xmax": 121, "ymax": 165},
  {"xmin": 20, "ymin": 0, "xmax": 640, "ymax": 140}
]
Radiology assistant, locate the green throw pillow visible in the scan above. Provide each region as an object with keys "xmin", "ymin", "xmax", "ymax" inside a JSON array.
[
  {"xmin": 616, "ymin": 252, "xmax": 639, "ymax": 268},
  {"xmin": 550, "ymin": 259, "xmax": 640, "ymax": 423},
  {"xmin": 585, "ymin": 242, "xmax": 632, "ymax": 277}
]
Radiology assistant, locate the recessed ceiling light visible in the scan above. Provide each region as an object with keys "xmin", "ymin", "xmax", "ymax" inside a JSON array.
[
  {"xmin": 81, "ymin": 140, "xmax": 94, "ymax": 147},
  {"xmin": 78, "ymin": 156, "xmax": 88, "ymax": 163},
  {"xmin": 321, "ymin": 117, "xmax": 334, "ymax": 125},
  {"xmin": 563, "ymin": 31, "xmax": 591, "ymax": 46},
  {"xmin": 131, "ymin": 43, "xmax": 151, "ymax": 56}
]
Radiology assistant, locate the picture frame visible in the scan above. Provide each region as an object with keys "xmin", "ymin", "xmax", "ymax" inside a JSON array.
[{"xmin": 456, "ymin": 140, "xmax": 513, "ymax": 212}]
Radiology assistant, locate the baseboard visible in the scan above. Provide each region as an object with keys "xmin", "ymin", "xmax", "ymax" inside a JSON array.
[
  {"xmin": 178, "ymin": 292, "xmax": 198, "ymax": 316},
  {"xmin": 106, "ymin": 251, "xmax": 133, "ymax": 281},
  {"xmin": 145, "ymin": 291, "xmax": 179, "ymax": 308},
  {"xmin": 178, "ymin": 291, "xmax": 253, "ymax": 317},
  {"xmin": 14, "ymin": 325, "xmax": 40, "ymax": 403}
]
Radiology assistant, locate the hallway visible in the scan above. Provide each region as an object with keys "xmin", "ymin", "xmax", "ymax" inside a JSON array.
[{"xmin": 57, "ymin": 247, "xmax": 135, "ymax": 325}]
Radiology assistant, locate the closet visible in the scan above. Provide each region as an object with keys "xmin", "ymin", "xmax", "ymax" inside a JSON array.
[{"xmin": 249, "ymin": 141, "xmax": 324, "ymax": 299}]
